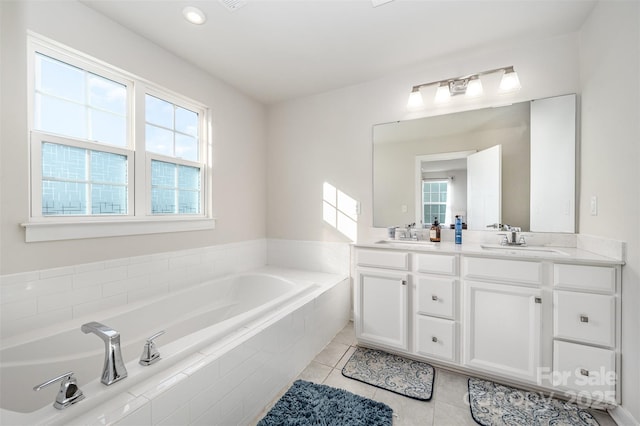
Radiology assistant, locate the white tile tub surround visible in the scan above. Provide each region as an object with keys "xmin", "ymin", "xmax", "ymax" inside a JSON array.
[
  {"xmin": 0, "ymin": 240, "xmax": 268, "ymax": 339},
  {"xmin": 58, "ymin": 272, "xmax": 350, "ymax": 426}
]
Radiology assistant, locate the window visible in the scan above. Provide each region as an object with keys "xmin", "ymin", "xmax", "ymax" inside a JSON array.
[
  {"xmin": 422, "ymin": 180, "xmax": 448, "ymax": 225},
  {"xmin": 25, "ymin": 35, "xmax": 212, "ymax": 241},
  {"xmin": 145, "ymin": 94, "xmax": 203, "ymax": 215}
]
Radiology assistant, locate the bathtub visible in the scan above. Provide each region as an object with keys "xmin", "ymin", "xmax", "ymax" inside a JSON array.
[{"xmin": 0, "ymin": 268, "xmax": 349, "ymax": 425}]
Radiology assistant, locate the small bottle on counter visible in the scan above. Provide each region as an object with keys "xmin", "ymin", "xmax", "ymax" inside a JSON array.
[
  {"xmin": 429, "ymin": 217, "xmax": 441, "ymax": 242},
  {"xmin": 455, "ymin": 215, "xmax": 462, "ymax": 244}
]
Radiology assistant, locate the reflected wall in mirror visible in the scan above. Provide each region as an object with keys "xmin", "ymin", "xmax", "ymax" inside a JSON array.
[{"xmin": 372, "ymin": 94, "xmax": 576, "ymax": 232}]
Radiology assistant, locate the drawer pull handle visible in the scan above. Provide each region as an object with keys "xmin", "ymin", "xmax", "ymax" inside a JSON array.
[
  {"xmin": 580, "ymin": 315, "xmax": 589, "ymax": 323},
  {"xmin": 401, "ymin": 280, "xmax": 407, "ymax": 286},
  {"xmin": 534, "ymin": 297, "xmax": 542, "ymax": 304},
  {"xmin": 432, "ymin": 336, "xmax": 438, "ymax": 343},
  {"xmin": 579, "ymin": 369, "xmax": 589, "ymax": 377},
  {"xmin": 432, "ymin": 295, "xmax": 438, "ymax": 301}
]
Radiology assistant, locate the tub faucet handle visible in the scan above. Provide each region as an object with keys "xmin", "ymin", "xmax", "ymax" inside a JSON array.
[
  {"xmin": 34, "ymin": 371, "xmax": 85, "ymax": 410},
  {"xmin": 139, "ymin": 330, "xmax": 165, "ymax": 366}
]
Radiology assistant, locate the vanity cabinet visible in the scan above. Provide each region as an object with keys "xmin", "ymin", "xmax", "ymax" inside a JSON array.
[
  {"xmin": 353, "ymin": 244, "xmax": 622, "ymax": 406},
  {"xmin": 413, "ymin": 253, "xmax": 458, "ymax": 362},
  {"xmin": 462, "ymin": 257, "xmax": 542, "ymax": 382},
  {"xmin": 355, "ymin": 250, "xmax": 409, "ymax": 350},
  {"xmin": 551, "ymin": 263, "xmax": 618, "ymax": 404}
]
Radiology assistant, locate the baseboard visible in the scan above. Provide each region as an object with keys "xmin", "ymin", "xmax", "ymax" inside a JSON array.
[{"xmin": 610, "ymin": 405, "xmax": 639, "ymax": 426}]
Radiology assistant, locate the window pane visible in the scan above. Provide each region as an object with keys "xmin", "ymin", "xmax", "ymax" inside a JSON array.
[
  {"xmin": 178, "ymin": 190, "xmax": 199, "ymax": 214},
  {"xmin": 175, "ymin": 134, "xmax": 198, "ymax": 161},
  {"xmin": 91, "ymin": 184, "xmax": 127, "ymax": 214},
  {"xmin": 151, "ymin": 160, "xmax": 176, "ymax": 187},
  {"xmin": 178, "ymin": 165, "xmax": 200, "ymax": 190},
  {"xmin": 146, "ymin": 124, "xmax": 173, "ymax": 157},
  {"xmin": 36, "ymin": 94, "xmax": 87, "ymax": 139},
  {"xmin": 42, "ymin": 142, "xmax": 86, "ymax": 180},
  {"xmin": 35, "ymin": 54, "xmax": 84, "ymax": 102},
  {"xmin": 91, "ymin": 151, "xmax": 127, "ymax": 184},
  {"xmin": 90, "ymin": 109, "xmax": 126, "ymax": 147},
  {"xmin": 175, "ymin": 107, "xmax": 198, "ymax": 137},
  {"xmin": 42, "ymin": 180, "xmax": 87, "ymax": 215},
  {"xmin": 88, "ymin": 73, "xmax": 126, "ymax": 115},
  {"xmin": 145, "ymin": 95, "xmax": 173, "ymax": 128},
  {"xmin": 151, "ymin": 188, "xmax": 176, "ymax": 214}
]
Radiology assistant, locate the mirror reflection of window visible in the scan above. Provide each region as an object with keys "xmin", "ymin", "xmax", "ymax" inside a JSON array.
[{"xmin": 422, "ymin": 180, "xmax": 449, "ymax": 225}]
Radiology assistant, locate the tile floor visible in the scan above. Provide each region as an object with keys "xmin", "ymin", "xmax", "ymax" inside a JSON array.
[{"xmin": 255, "ymin": 321, "xmax": 618, "ymax": 426}]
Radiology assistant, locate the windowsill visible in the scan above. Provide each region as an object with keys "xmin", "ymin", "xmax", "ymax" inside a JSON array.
[{"xmin": 21, "ymin": 217, "xmax": 216, "ymax": 242}]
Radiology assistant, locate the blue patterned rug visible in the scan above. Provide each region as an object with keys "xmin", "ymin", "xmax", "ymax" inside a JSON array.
[
  {"xmin": 257, "ymin": 380, "xmax": 392, "ymax": 426},
  {"xmin": 341, "ymin": 346, "xmax": 435, "ymax": 400},
  {"xmin": 468, "ymin": 377, "xmax": 600, "ymax": 426}
]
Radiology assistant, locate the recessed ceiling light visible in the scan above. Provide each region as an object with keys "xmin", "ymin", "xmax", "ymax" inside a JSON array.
[{"xmin": 183, "ymin": 6, "xmax": 207, "ymax": 25}]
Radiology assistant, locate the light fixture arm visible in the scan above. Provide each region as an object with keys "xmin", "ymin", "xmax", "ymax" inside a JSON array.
[{"xmin": 409, "ymin": 65, "xmax": 516, "ymax": 93}]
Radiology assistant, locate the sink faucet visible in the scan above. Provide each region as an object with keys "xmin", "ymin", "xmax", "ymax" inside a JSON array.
[
  {"xmin": 81, "ymin": 322, "xmax": 128, "ymax": 385},
  {"xmin": 487, "ymin": 223, "xmax": 526, "ymax": 245}
]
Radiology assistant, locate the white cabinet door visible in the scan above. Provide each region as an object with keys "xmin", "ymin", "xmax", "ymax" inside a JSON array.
[
  {"xmin": 463, "ymin": 280, "xmax": 542, "ymax": 382},
  {"xmin": 355, "ymin": 269, "xmax": 408, "ymax": 350}
]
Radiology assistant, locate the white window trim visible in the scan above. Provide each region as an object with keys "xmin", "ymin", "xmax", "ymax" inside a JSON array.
[{"xmin": 22, "ymin": 32, "xmax": 215, "ymax": 242}]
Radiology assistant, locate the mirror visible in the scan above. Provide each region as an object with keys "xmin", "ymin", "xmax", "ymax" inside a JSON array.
[{"xmin": 373, "ymin": 94, "xmax": 576, "ymax": 232}]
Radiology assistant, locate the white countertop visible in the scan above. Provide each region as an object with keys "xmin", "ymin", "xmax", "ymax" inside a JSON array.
[{"xmin": 355, "ymin": 240, "xmax": 624, "ymax": 266}]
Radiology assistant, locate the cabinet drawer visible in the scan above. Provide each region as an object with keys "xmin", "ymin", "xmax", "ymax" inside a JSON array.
[
  {"xmin": 415, "ymin": 253, "xmax": 457, "ymax": 275},
  {"xmin": 416, "ymin": 277, "xmax": 456, "ymax": 319},
  {"xmin": 554, "ymin": 291, "xmax": 615, "ymax": 348},
  {"xmin": 553, "ymin": 340, "xmax": 615, "ymax": 402},
  {"xmin": 463, "ymin": 257, "xmax": 541, "ymax": 285},
  {"xmin": 415, "ymin": 315, "xmax": 456, "ymax": 361},
  {"xmin": 356, "ymin": 249, "xmax": 409, "ymax": 270},
  {"xmin": 554, "ymin": 264, "xmax": 615, "ymax": 293}
]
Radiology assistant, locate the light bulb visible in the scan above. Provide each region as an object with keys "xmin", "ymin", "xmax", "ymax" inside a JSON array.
[
  {"xmin": 499, "ymin": 68, "xmax": 521, "ymax": 92},
  {"xmin": 465, "ymin": 77, "xmax": 483, "ymax": 98},
  {"xmin": 434, "ymin": 83, "xmax": 451, "ymax": 103},
  {"xmin": 407, "ymin": 89, "xmax": 424, "ymax": 109}
]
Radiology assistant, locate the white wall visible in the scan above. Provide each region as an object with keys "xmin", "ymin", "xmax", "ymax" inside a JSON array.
[
  {"xmin": 267, "ymin": 14, "xmax": 639, "ymax": 421},
  {"xmin": 579, "ymin": 1, "xmax": 640, "ymax": 422},
  {"xmin": 0, "ymin": 1, "xmax": 267, "ymax": 274},
  {"xmin": 267, "ymin": 33, "xmax": 580, "ymax": 243}
]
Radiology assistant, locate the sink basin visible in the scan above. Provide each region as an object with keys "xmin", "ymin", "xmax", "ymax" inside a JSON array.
[
  {"xmin": 375, "ymin": 239, "xmax": 436, "ymax": 248},
  {"xmin": 480, "ymin": 244, "xmax": 569, "ymax": 256}
]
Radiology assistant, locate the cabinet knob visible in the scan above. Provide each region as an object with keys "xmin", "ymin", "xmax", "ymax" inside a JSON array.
[
  {"xmin": 431, "ymin": 295, "xmax": 438, "ymax": 301},
  {"xmin": 432, "ymin": 336, "xmax": 438, "ymax": 343},
  {"xmin": 401, "ymin": 280, "xmax": 407, "ymax": 286},
  {"xmin": 534, "ymin": 297, "xmax": 542, "ymax": 304},
  {"xmin": 580, "ymin": 315, "xmax": 589, "ymax": 323},
  {"xmin": 579, "ymin": 368, "xmax": 590, "ymax": 377}
]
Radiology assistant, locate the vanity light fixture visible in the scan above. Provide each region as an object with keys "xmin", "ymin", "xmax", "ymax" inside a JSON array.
[
  {"xmin": 183, "ymin": 6, "xmax": 207, "ymax": 25},
  {"xmin": 407, "ymin": 66, "xmax": 521, "ymax": 109},
  {"xmin": 499, "ymin": 66, "xmax": 522, "ymax": 92}
]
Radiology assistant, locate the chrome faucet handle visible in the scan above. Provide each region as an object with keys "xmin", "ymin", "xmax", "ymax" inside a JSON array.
[
  {"xmin": 34, "ymin": 371, "xmax": 85, "ymax": 410},
  {"xmin": 139, "ymin": 330, "xmax": 165, "ymax": 366},
  {"xmin": 497, "ymin": 233, "xmax": 509, "ymax": 245}
]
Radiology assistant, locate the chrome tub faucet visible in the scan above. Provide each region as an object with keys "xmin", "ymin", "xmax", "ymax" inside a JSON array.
[{"xmin": 81, "ymin": 321, "xmax": 128, "ymax": 385}]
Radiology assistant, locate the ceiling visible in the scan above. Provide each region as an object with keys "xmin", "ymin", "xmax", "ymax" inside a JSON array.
[{"xmin": 82, "ymin": 0, "xmax": 597, "ymax": 105}]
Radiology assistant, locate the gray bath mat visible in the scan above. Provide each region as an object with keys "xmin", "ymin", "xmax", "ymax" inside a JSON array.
[
  {"xmin": 257, "ymin": 379, "xmax": 392, "ymax": 425},
  {"xmin": 468, "ymin": 377, "xmax": 600, "ymax": 426},
  {"xmin": 341, "ymin": 346, "xmax": 435, "ymax": 400}
]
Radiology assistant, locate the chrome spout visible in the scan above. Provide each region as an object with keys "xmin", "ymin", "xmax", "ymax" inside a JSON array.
[{"xmin": 81, "ymin": 321, "xmax": 128, "ymax": 385}]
